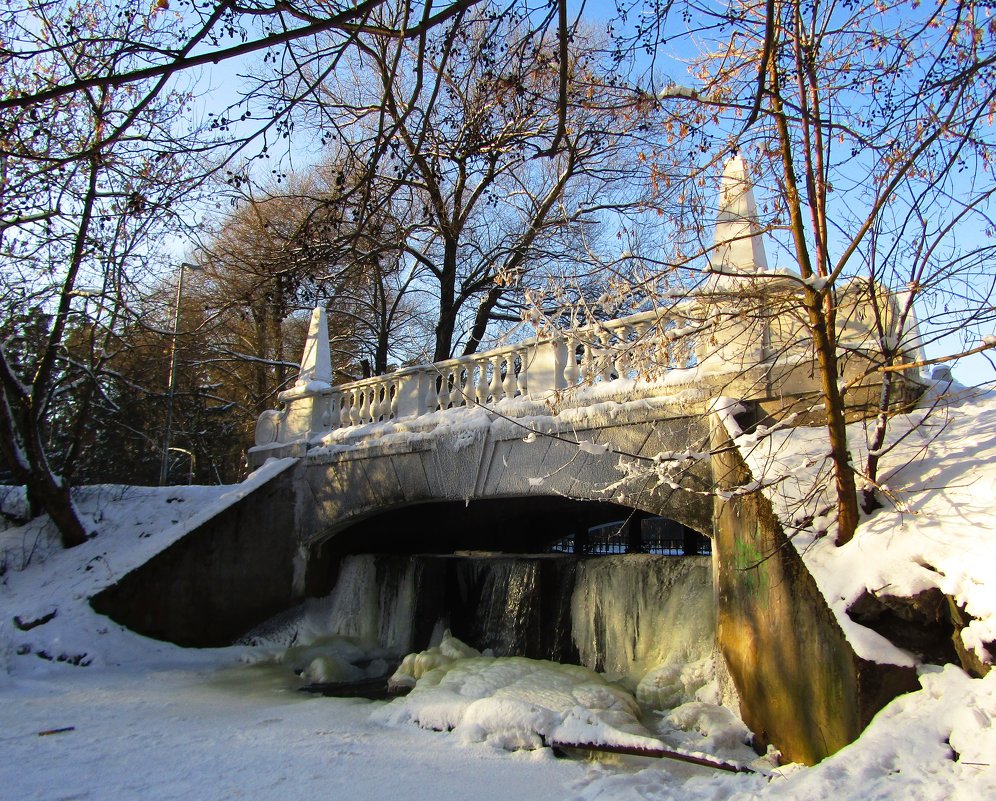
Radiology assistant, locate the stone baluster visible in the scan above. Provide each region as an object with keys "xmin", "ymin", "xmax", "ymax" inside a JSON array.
[
  {"xmin": 565, "ymin": 335, "xmax": 580, "ymax": 386},
  {"xmin": 371, "ymin": 384, "xmax": 385, "ymax": 421},
  {"xmin": 632, "ymin": 319, "xmax": 652, "ymax": 378},
  {"xmin": 499, "ymin": 355, "xmax": 515, "ymax": 399},
  {"xmin": 449, "ymin": 366, "xmax": 462, "ymax": 407},
  {"xmin": 610, "ymin": 322, "xmax": 629, "ymax": 379},
  {"xmin": 598, "ymin": 329, "xmax": 614, "ymax": 381},
  {"xmin": 550, "ymin": 335, "xmax": 568, "ymax": 391},
  {"xmin": 342, "ymin": 389, "xmax": 359, "ymax": 428},
  {"xmin": 389, "ymin": 379, "xmax": 399, "ymax": 420},
  {"xmin": 577, "ymin": 340, "xmax": 593, "ymax": 383},
  {"xmin": 515, "ymin": 348, "xmax": 528, "ymax": 397},
  {"xmin": 475, "ymin": 360, "xmax": 489, "ymax": 405},
  {"xmin": 456, "ymin": 366, "xmax": 471, "ymax": 407},
  {"xmin": 488, "ymin": 354, "xmax": 503, "ymax": 401},
  {"xmin": 356, "ymin": 387, "xmax": 370, "ymax": 423},
  {"xmin": 436, "ymin": 370, "xmax": 450, "ymax": 410}
]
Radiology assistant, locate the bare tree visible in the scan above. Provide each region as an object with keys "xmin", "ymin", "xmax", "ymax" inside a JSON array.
[
  {"xmin": 284, "ymin": 3, "xmax": 649, "ymax": 362},
  {"xmin": 0, "ymin": 3, "xmax": 206, "ymax": 545},
  {"xmin": 0, "ymin": 0, "xmax": 575, "ymax": 539},
  {"xmin": 595, "ymin": 0, "xmax": 996, "ymax": 544}
]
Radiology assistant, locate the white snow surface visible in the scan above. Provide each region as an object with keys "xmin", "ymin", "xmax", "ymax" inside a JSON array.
[
  {"xmin": 1, "ymin": 390, "xmax": 995, "ymax": 799},
  {"xmin": 730, "ymin": 386, "xmax": 996, "ymax": 667}
]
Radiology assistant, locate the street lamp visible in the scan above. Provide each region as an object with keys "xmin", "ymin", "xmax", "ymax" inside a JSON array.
[{"xmin": 160, "ymin": 261, "xmax": 198, "ymax": 486}]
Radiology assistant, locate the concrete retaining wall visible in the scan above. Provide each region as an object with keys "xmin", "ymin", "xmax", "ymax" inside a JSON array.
[{"xmin": 710, "ymin": 410, "xmax": 919, "ymax": 765}]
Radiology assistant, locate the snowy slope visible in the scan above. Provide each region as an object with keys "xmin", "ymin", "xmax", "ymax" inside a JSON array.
[
  {"xmin": 0, "ymin": 392, "xmax": 994, "ymax": 800},
  {"xmin": 732, "ymin": 387, "xmax": 996, "ymax": 668}
]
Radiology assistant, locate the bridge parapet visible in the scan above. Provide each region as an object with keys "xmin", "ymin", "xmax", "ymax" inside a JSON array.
[
  {"xmin": 248, "ymin": 277, "xmax": 920, "ymax": 469},
  {"xmin": 250, "ymin": 298, "xmax": 747, "ymax": 462}
]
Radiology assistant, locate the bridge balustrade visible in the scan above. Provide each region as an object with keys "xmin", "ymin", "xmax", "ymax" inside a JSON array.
[
  {"xmin": 251, "ymin": 275, "xmax": 920, "ymax": 459},
  {"xmin": 321, "ymin": 304, "xmax": 708, "ymax": 430}
]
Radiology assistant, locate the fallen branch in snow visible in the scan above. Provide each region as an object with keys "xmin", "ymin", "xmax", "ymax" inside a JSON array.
[
  {"xmin": 37, "ymin": 727, "xmax": 75, "ymax": 737},
  {"xmin": 547, "ymin": 738, "xmax": 756, "ymax": 773}
]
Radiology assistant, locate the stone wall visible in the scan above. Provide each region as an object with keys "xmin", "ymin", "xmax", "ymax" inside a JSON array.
[
  {"xmin": 710, "ymin": 409, "xmax": 919, "ymax": 765},
  {"xmin": 91, "ymin": 467, "xmax": 299, "ymax": 647}
]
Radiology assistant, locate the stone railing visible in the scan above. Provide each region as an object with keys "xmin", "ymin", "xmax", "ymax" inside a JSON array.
[
  {"xmin": 252, "ymin": 303, "xmax": 715, "ymax": 452},
  {"xmin": 331, "ymin": 305, "xmax": 709, "ymax": 428},
  {"xmin": 249, "ymin": 278, "xmax": 924, "ymax": 459}
]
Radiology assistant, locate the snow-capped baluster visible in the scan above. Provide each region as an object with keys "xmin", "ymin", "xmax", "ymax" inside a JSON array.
[
  {"xmin": 488, "ymin": 354, "xmax": 504, "ymax": 401},
  {"xmin": 565, "ymin": 334, "xmax": 581, "ymax": 386}
]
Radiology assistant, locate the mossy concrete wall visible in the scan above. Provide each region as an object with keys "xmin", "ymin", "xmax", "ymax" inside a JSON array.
[{"xmin": 710, "ymin": 411, "xmax": 918, "ymax": 765}]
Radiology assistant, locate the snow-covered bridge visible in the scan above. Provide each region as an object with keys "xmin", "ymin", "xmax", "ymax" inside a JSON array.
[
  {"xmin": 102, "ymin": 155, "xmax": 925, "ymax": 642},
  {"xmin": 94, "ymin": 159, "xmax": 927, "ymax": 766},
  {"xmin": 244, "ymin": 156, "xmax": 923, "ymax": 548}
]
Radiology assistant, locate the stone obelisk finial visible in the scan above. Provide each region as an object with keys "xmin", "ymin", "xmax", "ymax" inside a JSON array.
[
  {"xmin": 296, "ymin": 306, "xmax": 333, "ymax": 387},
  {"xmin": 708, "ymin": 155, "xmax": 769, "ymax": 288}
]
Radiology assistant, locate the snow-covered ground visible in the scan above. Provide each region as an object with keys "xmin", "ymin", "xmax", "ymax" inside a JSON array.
[{"xmin": 1, "ymin": 389, "xmax": 995, "ymax": 801}]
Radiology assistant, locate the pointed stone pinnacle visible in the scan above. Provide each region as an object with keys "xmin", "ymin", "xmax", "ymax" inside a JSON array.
[
  {"xmin": 297, "ymin": 306, "xmax": 333, "ymax": 387},
  {"xmin": 710, "ymin": 155, "xmax": 769, "ymax": 280}
]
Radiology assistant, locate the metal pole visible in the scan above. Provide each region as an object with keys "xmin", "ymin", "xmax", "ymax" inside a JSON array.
[{"xmin": 160, "ymin": 262, "xmax": 195, "ymax": 485}]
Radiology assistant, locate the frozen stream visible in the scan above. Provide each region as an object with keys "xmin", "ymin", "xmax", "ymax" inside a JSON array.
[
  {"xmin": 0, "ymin": 654, "xmax": 591, "ymax": 801},
  {"xmin": 234, "ymin": 552, "xmax": 760, "ymax": 769}
]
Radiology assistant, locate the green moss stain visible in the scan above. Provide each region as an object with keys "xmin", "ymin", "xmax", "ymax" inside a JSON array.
[{"xmin": 733, "ymin": 526, "xmax": 769, "ymax": 600}]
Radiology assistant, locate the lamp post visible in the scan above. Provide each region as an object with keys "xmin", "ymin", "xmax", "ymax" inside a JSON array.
[{"xmin": 160, "ymin": 261, "xmax": 197, "ymax": 486}]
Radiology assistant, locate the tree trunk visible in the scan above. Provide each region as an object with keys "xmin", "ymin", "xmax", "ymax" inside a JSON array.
[
  {"xmin": 463, "ymin": 284, "xmax": 505, "ymax": 357},
  {"xmin": 0, "ymin": 349, "xmax": 87, "ymax": 548},
  {"xmin": 433, "ymin": 237, "xmax": 459, "ymax": 362},
  {"xmin": 770, "ymin": 47, "xmax": 860, "ymax": 545}
]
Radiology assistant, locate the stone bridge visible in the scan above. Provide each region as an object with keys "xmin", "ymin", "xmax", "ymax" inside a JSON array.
[
  {"xmin": 247, "ymin": 246, "xmax": 919, "ymax": 557},
  {"xmin": 101, "ymin": 155, "xmax": 924, "ymax": 630},
  {"xmin": 94, "ymin": 157, "xmax": 926, "ymax": 765},
  {"xmin": 245, "ymin": 156, "xmax": 922, "ymax": 545}
]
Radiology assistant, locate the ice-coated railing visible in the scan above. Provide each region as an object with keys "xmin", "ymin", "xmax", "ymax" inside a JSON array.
[
  {"xmin": 327, "ymin": 305, "xmax": 705, "ymax": 429},
  {"xmin": 253, "ymin": 303, "xmax": 718, "ymax": 449}
]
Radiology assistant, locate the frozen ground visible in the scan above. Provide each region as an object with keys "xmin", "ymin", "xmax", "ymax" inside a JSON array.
[{"xmin": 1, "ymin": 389, "xmax": 995, "ymax": 801}]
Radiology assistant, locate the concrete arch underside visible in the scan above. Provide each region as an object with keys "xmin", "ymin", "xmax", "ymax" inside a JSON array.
[{"xmin": 296, "ymin": 409, "xmax": 716, "ymax": 550}]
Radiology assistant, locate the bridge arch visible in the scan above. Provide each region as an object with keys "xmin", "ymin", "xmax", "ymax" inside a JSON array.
[{"xmin": 290, "ymin": 402, "xmax": 716, "ymax": 572}]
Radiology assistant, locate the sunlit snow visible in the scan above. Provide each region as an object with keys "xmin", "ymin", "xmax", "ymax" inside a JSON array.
[{"xmin": 1, "ymin": 387, "xmax": 995, "ymax": 800}]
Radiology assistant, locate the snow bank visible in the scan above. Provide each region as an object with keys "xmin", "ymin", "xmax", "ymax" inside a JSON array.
[
  {"xmin": 0, "ymin": 382, "xmax": 994, "ymax": 801},
  {"xmin": 728, "ymin": 386, "xmax": 996, "ymax": 668},
  {"xmin": 378, "ymin": 637, "xmax": 662, "ymax": 752},
  {"xmin": 1, "ymin": 459, "xmax": 296, "ymax": 671}
]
